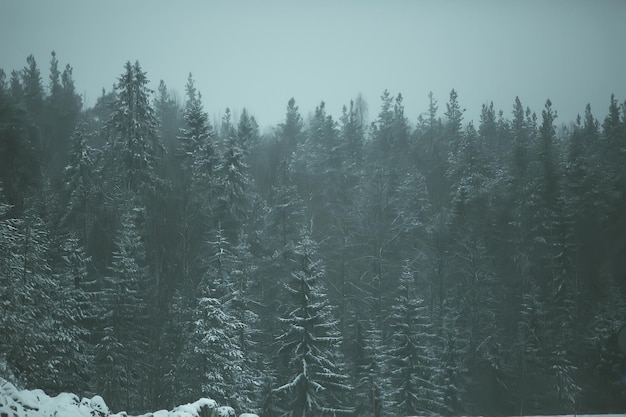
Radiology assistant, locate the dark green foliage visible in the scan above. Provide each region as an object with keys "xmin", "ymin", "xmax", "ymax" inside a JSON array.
[
  {"xmin": 0, "ymin": 187, "xmax": 90, "ymax": 395},
  {"xmin": 44, "ymin": 51, "xmax": 82, "ymax": 180},
  {"xmin": 387, "ymin": 263, "xmax": 443, "ymax": 416},
  {"xmin": 95, "ymin": 204, "xmax": 149, "ymax": 412},
  {"xmin": 2, "ymin": 54, "xmax": 626, "ymax": 416},
  {"xmin": 62, "ymin": 123, "xmax": 96, "ymax": 244},
  {"xmin": 274, "ymin": 234, "xmax": 352, "ymax": 417},
  {"xmin": 105, "ymin": 61, "xmax": 163, "ymax": 194},
  {"xmin": 0, "ymin": 85, "xmax": 43, "ymax": 210}
]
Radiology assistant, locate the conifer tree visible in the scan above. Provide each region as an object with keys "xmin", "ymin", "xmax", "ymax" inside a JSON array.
[
  {"xmin": 219, "ymin": 234, "xmax": 264, "ymax": 411},
  {"xmin": 414, "ymin": 91, "xmax": 447, "ymax": 209},
  {"xmin": 0, "ymin": 186, "xmax": 30, "ymax": 380},
  {"xmin": 103, "ymin": 64, "xmax": 168, "ymax": 410},
  {"xmin": 445, "ymin": 89, "xmax": 465, "ymax": 165},
  {"xmin": 357, "ymin": 320, "xmax": 390, "ymax": 417},
  {"xmin": 266, "ymin": 158, "xmax": 304, "ymax": 257},
  {"xmin": 0, "ymin": 79, "xmax": 43, "ymax": 210},
  {"xmin": 387, "ymin": 263, "xmax": 443, "ymax": 416},
  {"xmin": 47, "ymin": 233, "xmax": 94, "ymax": 395},
  {"xmin": 154, "ymin": 79, "xmax": 180, "ymax": 151},
  {"xmin": 182, "ymin": 262, "xmax": 247, "ymax": 408},
  {"xmin": 601, "ymin": 95, "xmax": 626, "ymax": 283},
  {"xmin": 479, "ymin": 101, "xmax": 499, "ymax": 158},
  {"xmin": 159, "ymin": 288, "xmax": 194, "ymax": 407},
  {"xmin": 280, "ymin": 97, "xmax": 305, "ymax": 154},
  {"xmin": 294, "ymin": 101, "xmax": 342, "ymax": 238},
  {"xmin": 105, "ymin": 61, "xmax": 163, "ymax": 195},
  {"xmin": 175, "ymin": 73, "xmax": 215, "ymax": 291},
  {"xmin": 95, "ymin": 204, "xmax": 149, "ymax": 412},
  {"xmin": 439, "ymin": 302, "xmax": 464, "ymax": 415},
  {"xmin": 257, "ymin": 157, "xmax": 305, "ymax": 361},
  {"xmin": 45, "ymin": 51, "xmax": 81, "ymax": 178},
  {"xmin": 274, "ymin": 233, "xmax": 351, "ymax": 417},
  {"xmin": 449, "ymin": 234, "xmax": 500, "ymax": 413},
  {"xmin": 339, "ymin": 100, "xmax": 365, "ymax": 172},
  {"xmin": 0, "ymin": 69, "xmax": 6, "ymax": 98},
  {"xmin": 514, "ymin": 279, "xmax": 549, "ymax": 415},
  {"xmin": 62, "ymin": 123, "xmax": 96, "ymax": 244},
  {"xmin": 214, "ymin": 115, "xmax": 252, "ymax": 245},
  {"xmin": 0, "ymin": 193, "xmax": 89, "ymax": 392},
  {"xmin": 370, "ymin": 89, "xmax": 394, "ymax": 157},
  {"xmin": 583, "ymin": 272, "xmax": 626, "ymax": 409},
  {"xmin": 21, "ymin": 54, "xmax": 44, "ymax": 127}
]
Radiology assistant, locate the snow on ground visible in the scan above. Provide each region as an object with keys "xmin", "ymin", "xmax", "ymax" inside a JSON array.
[
  {"xmin": 2, "ymin": 382, "xmax": 622, "ymax": 417},
  {"xmin": 0, "ymin": 379, "xmax": 256, "ymax": 417}
]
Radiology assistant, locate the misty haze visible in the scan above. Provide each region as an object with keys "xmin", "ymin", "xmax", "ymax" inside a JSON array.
[{"xmin": 1, "ymin": 1, "xmax": 626, "ymax": 417}]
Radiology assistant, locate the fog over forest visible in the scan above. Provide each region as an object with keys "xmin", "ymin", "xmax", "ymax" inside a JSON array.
[
  {"xmin": 1, "ymin": 2, "xmax": 626, "ymax": 417},
  {"xmin": 1, "ymin": 49, "xmax": 626, "ymax": 416}
]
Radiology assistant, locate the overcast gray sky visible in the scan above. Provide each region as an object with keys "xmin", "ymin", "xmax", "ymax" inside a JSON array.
[{"xmin": 1, "ymin": 0, "xmax": 625, "ymax": 128}]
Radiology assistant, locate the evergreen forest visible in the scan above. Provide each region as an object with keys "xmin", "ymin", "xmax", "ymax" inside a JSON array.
[{"xmin": 1, "ymin": 52, "xmax": 626, "ymax": 416}]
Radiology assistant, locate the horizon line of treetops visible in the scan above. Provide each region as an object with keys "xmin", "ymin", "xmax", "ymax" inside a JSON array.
[
  {"xmin": 3, "ymin": 52, "xmax": 617, "ymax": 134},
  {"xmin": 1, "ymin": 51, "xmax": 626, "ymax": 417}
]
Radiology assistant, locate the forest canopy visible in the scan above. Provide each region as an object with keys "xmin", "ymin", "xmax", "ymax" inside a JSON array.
[{"xmin": 1, "ymin": 52, "xmax": 626, "ymax": 416}]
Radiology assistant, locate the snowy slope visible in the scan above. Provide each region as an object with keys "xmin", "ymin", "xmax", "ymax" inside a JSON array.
[{"xmin": 0, "ymin": 380, "xmax": 250, "ymax": 417}]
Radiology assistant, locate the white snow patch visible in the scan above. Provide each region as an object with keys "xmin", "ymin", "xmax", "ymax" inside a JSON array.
[
  {"xmin": 0, "ymin": 379, "xmax": 243, "ymax": 417},
  {"xmin": 216, "ymin": 406, "xmax": 235, "ymax": 417}
]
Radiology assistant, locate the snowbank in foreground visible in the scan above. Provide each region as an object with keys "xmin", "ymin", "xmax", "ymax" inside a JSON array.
[
  {"xmin": 4, "ymin": 381, "xmax": 622, "ymax": 417},
  {"xmin": 0, "ymin": 380, "xmax": 252, "ymax": 417}
]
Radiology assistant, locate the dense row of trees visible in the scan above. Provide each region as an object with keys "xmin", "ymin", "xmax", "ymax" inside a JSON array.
[{"xmin": 1, "ymin": 53, "xmax": 626, "ymax": 416}]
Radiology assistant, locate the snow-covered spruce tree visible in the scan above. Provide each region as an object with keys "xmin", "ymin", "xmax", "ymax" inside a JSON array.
[
  {"xmin": 387, "ymin": 262, "xmax": 443, "ymax": 416},
  {"xmin": 104, "ymin": 61, "xmax": 170, "ymax": 410},
  {"xmin": 438, "ymin": 299, "xmax": 465, "ymax": 416},
  {"xmin": 95, "ymin": 203, "xmax": 149, "ymax": 413},
  {"xmin": 351, "ymin": 91, "xmax": 417, "ymax": 337},
  {"xmin": 176, "ymin": 73, "xmax": 216, "ymax": 292},
  {"xmin": 0, "ymin": 187, "xmax": 90, "ymax": 394},
  {"xmin": 0, "ymin": 186, "xmax": 42, "ymax": 384},
  {"xmin": 178, "ymin": 73, "xmax": 211, "ymax": 179},
  {"xmin": 293, "ymin": 101, "xmax": 341, "ymax": 234},
  {"xmin": 345, "ymin": 315, "xmax": 369, "ymax": 415},
  {"xmin": 255, "ymin": 156, "xmax": 306, "ymax": 367},
  {"xmin": 47, "ymin": 233, "xmax": 94, "ymax": 395},
  {"xmin": 0, "ymin": 197, "xmax": 60, "ymax": 389},
  {"xmin": 105, "ymin": 61, "xmax": 164, "ymax": 195},
  {"xmin": 220, "ymin": 233, "xmax": 264, "ymax": 411},
  {"xmin": 159, "ymin": 287, "xmax": 194, "ymax": 407},
  {"xmin": 514, "ymin": 99, "xmax": 580, "ymax": 414},
  {"xmin": 274, "ymin": 233, "xmax": 352, "ymax": 417},
  {"xmin": 350, "ymin": 317, "xmax": 390, "ymax": 417},
  {"xmin": 213, "ymin": 112, "xmax": 252, "ymax": 246},
  {"xmin": 182, "ymin": 262, "xmax": 247, "ymax": 408},
  {"xmin": 198, "ymin": 223, "xmax": 264, "ymax": 410},
  {"xmin": 444, "ymin": 89, "xmax": 465, "ymax": 167}
]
